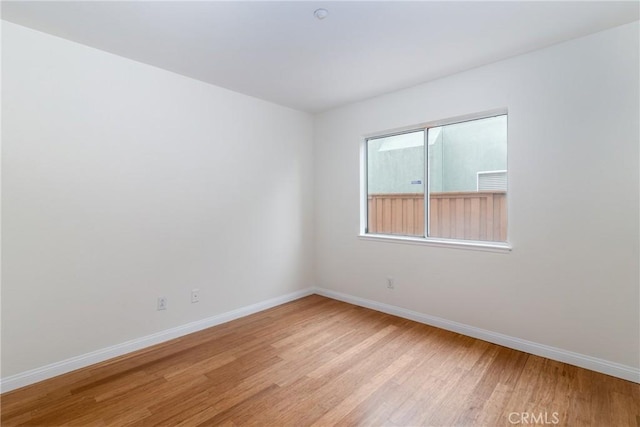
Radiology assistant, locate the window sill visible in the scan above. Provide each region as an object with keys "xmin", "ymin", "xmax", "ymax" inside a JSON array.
[{"xmin": 358, "ymin": 233, "xmax": 512, "ymax": 253}]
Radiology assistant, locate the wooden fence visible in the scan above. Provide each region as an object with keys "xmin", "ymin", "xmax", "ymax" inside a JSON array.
[{"xmin": 367, "ymin": 191, "xmax": 507, "ymax": 242}]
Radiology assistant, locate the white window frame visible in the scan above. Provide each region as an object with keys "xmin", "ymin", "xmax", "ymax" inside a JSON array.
[{"xmin": 359, "ymin": 109, "xmax": 511, "ymax": 253}]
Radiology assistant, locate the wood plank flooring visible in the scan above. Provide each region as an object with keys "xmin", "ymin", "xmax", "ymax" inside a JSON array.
[{"xmin": 2, "ymin": 295, "xmax": 639, "ymax": 426}]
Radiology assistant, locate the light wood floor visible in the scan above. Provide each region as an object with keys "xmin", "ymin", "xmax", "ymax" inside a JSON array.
[{"xmin": 2, "ymin": 295, "xmax": 639, "ymax": 426}]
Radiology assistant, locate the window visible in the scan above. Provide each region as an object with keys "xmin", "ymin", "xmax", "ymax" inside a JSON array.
[{"xmin": 364, "ymin": 114, "xmax": 508, "ymax": 246}]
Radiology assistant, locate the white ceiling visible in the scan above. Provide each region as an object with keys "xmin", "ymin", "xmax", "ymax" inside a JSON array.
[{"xmin": 2, "ymin": 1, "xmax": 638, "ymax": 113}]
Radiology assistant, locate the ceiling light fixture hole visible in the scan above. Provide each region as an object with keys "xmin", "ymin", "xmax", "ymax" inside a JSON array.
[{"xmin": 314, "ymin": 8, "xmax": 328, "ymax": 20}]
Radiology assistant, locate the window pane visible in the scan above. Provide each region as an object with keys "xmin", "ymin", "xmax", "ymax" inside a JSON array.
[
  {"xmin": 367, "ymin": 130, "xmax": 424, "ymax": 236},
  {"xmin": 428, "ymin": 115, "xmax": 507, "ymax": 242}
]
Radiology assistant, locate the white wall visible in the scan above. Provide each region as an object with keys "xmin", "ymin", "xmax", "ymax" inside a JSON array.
[
  {"xmin": 314, "ymin": 22, "xmax": 639, "ymax": 369},
  {"xmin": 1, "ymin": 22, "xmax": 314, "ymax": 377},
  {"xmin": 2, "ymin": 18, "xmax": 638, "ymax": 385}
]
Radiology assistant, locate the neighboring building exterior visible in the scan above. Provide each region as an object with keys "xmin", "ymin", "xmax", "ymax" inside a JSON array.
[{"xmin": 368, "ymin": 115, "xmax": 507, "ymax": 194}]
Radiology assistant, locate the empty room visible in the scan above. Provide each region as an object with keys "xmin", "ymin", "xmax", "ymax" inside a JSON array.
[{"xmin": 1, "ymin": 1, "xmax": 639, "ymax": 426}]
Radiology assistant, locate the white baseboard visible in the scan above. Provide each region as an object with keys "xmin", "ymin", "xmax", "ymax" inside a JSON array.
[
  {"xmin": 3, "ymin": 286, "xmax": 637, "ymax": 393},
  {"xmin": 0, "ymin": 287, "xmax": 314, "ymax": 393},
  {"xmin": 314, "ymin": 287, "xmax": 640, "ymax": 384}
]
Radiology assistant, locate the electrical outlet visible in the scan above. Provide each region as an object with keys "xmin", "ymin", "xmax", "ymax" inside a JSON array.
[
  {"xmin": 387, "ymin": 277, "xmax": 395, "ymax": 289},
  {"xmin": 191, "ymin": 289, "xmax": 200, "ymax": 303},
  {"xmin": 157, "ymin": 297, "xmax": 167, "ymax": 310}
]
